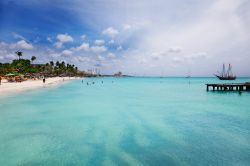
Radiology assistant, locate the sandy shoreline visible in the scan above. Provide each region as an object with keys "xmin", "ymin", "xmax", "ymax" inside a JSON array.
[{"xmin": 0, "ymin": 77, "xmax": 81, "ymax": 96}]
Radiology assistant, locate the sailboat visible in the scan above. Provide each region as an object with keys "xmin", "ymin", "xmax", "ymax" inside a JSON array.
[
  {"xmin": 214, "ymin": 64, "xmax": 236, "ymax": 80},
  {"xmin": 185, "ymin": 70, "xmax": 191, "ymax": 78}
]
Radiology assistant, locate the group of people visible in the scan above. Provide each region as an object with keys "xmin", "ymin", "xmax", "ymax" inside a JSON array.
[
  {"xmin": 85, "ymin": 81, "xmax": 97, "ymax": 85},
  {"xmin": 83, "ymin": 80, "xmax": 104, "ymax": 85},
  {"xmin": 0, "ymin": 76, "xmax": 46, "ymax": 85},
  {"xmin": 82, "ymin": 80, "xmax": 114, "ymax": 86}
]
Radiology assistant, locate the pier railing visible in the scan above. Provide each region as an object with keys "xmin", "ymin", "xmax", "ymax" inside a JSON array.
[{"xmin": 206, "ymin": 82, "xmax": 250, "ymax": 92}]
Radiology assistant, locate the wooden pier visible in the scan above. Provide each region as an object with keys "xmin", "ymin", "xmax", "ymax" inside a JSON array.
[{"xmin": 206, "ymin": 82, "xmax": 250, "ymax": 92}]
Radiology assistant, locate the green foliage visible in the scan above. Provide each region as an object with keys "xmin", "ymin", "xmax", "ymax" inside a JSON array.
[
  {"xmin": 0, "ymin": 52, "xmax": 80, "ymax": 76},
  {"xmin": 0, "ymin": 63, "xmax": 13, "ymax": 74},
  {"xmin": 31, "ymin": 56, "xmax": 36, "ymax": 63},
  {"xmin": 15, "ymin": 51, "xmax": 23, "ymax": 60},
  {"xmin": 12, "ymin": 59, "xmax": 31, "ymax": 73},
  {"xmin": 27, "ymin": 67, "xmax": 39, "ymax": 73}
]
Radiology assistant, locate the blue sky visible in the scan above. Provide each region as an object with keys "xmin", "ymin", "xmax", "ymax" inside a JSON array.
[{"xmin": 0, "ymin": 0, "xmax": 250, "ymax": 76}]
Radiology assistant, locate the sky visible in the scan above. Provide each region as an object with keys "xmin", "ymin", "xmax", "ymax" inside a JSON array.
[{"xmin": 0, "ymin": 0, "xmax": 250, "ymax": 76}]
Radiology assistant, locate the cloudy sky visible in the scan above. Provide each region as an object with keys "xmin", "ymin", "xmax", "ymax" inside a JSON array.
[{"xmin": 0, "ymin": 0, "xmax": 249, "ymax": 76}]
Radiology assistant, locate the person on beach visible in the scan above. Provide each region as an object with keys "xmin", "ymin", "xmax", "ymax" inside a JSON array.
[
  {"xmin": 43, "ymin": 78, "xmax": 46, "ymax": 84},
  {"xmin": 0, "ymin": 77, "xmax": 2, "ymax": 85}
]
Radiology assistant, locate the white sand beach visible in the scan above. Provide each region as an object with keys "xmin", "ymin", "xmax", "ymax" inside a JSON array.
[{"xmin": 0, "ymin": 77, "xmax": 80, "ymax": 96}]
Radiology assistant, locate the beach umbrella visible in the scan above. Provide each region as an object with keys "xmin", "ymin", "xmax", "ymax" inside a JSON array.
[
  {"xmin": 24, "ymin": 73, "xmax": 31, "ymax": 77},
  {"xmin": 5, "ymin": 73, "xmax": 19, "ymax": 76}
]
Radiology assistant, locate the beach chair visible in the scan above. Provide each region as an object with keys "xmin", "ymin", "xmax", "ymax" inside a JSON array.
[{"xmin": 7, "ymin": 77, "xmax": 15, "ymax": 82}]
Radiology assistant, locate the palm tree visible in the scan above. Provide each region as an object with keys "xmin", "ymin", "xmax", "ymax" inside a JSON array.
[
  {"xmin": 31, "ymin": 56, "xmax": 36, "ymax": 64},
  {"xmin": 56, "ymin": 61, "xmax": 60, "ymax": 67},
  {"xmin": 15, "ymin": 51, "xmax": 23, "ymax": 60},
  {"xmin": 61, "ymin": 61, "xmax": 65, "ymax": 68},
  {"xmin": 50, "ymin": 61, "xmax": 54, "ymax": 67}
]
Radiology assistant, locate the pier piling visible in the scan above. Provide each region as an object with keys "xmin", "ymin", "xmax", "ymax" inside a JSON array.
[{"xmin": 206, "ymin": 82, "xmax": 250, "ymax": 92}]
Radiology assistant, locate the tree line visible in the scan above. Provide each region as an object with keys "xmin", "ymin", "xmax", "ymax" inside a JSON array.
[{"xmin": 0, "ymin": 51, "xmax": 82, "ymax": 76}]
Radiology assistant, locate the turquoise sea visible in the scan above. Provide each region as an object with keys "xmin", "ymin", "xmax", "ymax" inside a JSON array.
[{"xmin": 0, "ymin": 77, "xmax": 250, "ymax": 166}]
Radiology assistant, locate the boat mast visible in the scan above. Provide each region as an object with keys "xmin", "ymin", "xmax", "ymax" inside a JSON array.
[
  {"xmin": 227, "ymin": 64, "xmax": 233, "ymax": 77},
  {"xmin": 222, "ymin": 64, "xmax": 226, "ymax": 77}
]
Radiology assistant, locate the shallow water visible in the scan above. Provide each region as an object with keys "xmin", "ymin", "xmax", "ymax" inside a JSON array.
[{"xmin": 0, "ymin": 77, "xmax": 250, "ymax": 166}]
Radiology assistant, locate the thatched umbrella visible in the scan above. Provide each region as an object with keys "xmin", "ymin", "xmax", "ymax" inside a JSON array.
[{"xmin": 5, "ymin": 73, "xmax": 19, "ymax": 77}]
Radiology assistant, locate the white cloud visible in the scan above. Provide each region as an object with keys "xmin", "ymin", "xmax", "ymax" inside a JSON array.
[
  {"xmin": 102, "ymin": 27, "xmax": 119, "ymax": 38},
  {"xmin": 0, "ymin": 41, "xmax": 34, "ymax": 62},
  {"xmin": 0, "ymin": 52, "xmax": 16, "ymax": 62},
  {"xmin": 54, "ymin": 42, "xmax": 63, "ymax": 48},
  {"xmin": 33, "ymin": 37, "xmax": 40, "ymax": 43},
  {"xmin": 61, "ymin": 49, "xmax": 73, "ymax": 56},
  {"xmin": 57, "ymin": 34, "xmax": 73, "ymax": 43},
  {"xmin": 123, "ymin": 24, "xmax": 132, "ymax": 30},
  {"xmin": 12, "ymin": 32, "xmax": 26, "ymax": 40},
  {"xmin": 97, "ymin": 55, "xmax": 105, "ymax": 61},
  {"xmin": 49, "ymin": 53, "xmax": 61, "ymax": 58},
  {"xmin": 172, "ymin": 57, "xmax": 183, "ymax": 63},
  {"xmin": 75, "ymin": 42, "xmax": 90, "ymax": 51},
  {"xmin": 81, "ymin": 35, "xmax": 87, "ymax": 39},
  {"xmin": 117, "ymin": 46, "xmax": 123, "ymax": 50},
  {"xmin": 5, "ymin": 54, "xmax": 16, "ymax": 60},
  {"xmin": 0, "ymin": 42, "xmax": 8, "ymax": 49},
  {"xmin": 187, "ymin": 52, "xmax": 208, "ymax": 60},
  {"xmin": 10, "ymin": 40, "xmax": 34, "ymax": 50},
  {"xmin": 0, "ymin": 53, "xmax": 17, "ymax": 62},
  {"xmin": 168, "ymin": 47, "xmax": 182, "ymax": 53},
  {"xmin": 107, "ymin": 53, "xmax": 116, "ymax": 58},
  {"xmin": 76, "ymin": 56, "xmax": 89, "ymax": 62},
  {"xmin": 94, "ymin": 40, "xmax": 105, "ymax": 46},
  {"xmin": 0, "ymin": 50, "xmax": 7, "ymax": 54},
  {"xmin": 91, "ymin": 46, "xmax": 107, "ymax": 53},
  {"xmin": 47, "ymin": 37, "xmax": 53, "ymax": 42},
  {"xmin": 151, "ymin": 52, "xmax": 160, "ymax": 60},
  {"xmin": 54, "ymin": 33, "xmax": 73, "ymax": 48},
  {"xmin": 108, "ymin": 40, "xmax": 115, "ymax": 44}
]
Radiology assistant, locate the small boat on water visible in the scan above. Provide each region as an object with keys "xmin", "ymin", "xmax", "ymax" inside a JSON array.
[{"xmin": 214, "ymin": 64, "xmax": 236, "ymax": 80}]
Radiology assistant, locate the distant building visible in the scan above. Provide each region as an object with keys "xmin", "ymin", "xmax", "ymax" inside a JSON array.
[
  {"xmin": 32, "ymin": 63, "xmax": 46, "ymax": 67},
  {"xmin": 87, "ymin": 69, "xmax": 96, "ymax": 75},
  {"xmin": 86, "ymin": 68, "xmax": 101, "ymax": 76},
  {"xmin": 114, "ymin": 71, "xmax": 122, "ymax": 77}
]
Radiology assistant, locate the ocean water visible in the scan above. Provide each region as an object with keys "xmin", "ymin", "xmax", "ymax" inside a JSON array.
[{"xmin": 0, "ymin": 77, "xmax": 250, "ymax": 166}]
